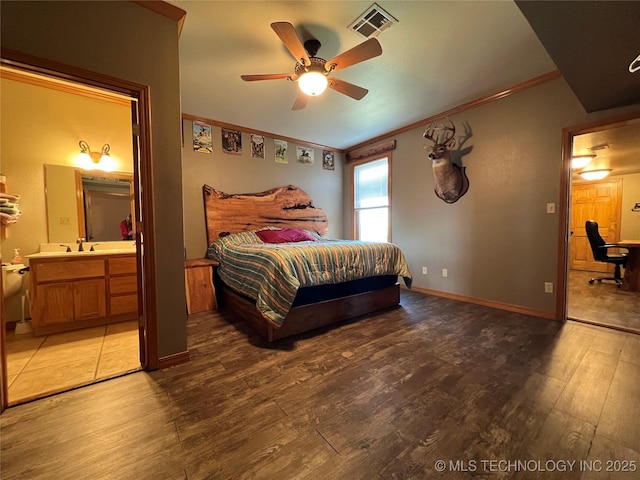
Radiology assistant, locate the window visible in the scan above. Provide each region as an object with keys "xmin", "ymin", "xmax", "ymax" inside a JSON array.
[{"xmin": 353, "ymin": 156, "xmax": 390, "ymax": 242}]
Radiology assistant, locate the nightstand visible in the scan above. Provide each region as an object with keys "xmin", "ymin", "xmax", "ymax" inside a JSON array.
[{"xmin": 184, "ymin": 258, "xmax": 219, "ymax": 314}]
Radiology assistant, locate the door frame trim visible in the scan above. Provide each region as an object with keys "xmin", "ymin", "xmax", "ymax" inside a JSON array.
[
  {"xmin": 0, "ymin": 48, "xmax": 159, "ymax": 411},
  {"xmin": 556, "ymin": 109, "xmax": 640, "ymax": 322}
]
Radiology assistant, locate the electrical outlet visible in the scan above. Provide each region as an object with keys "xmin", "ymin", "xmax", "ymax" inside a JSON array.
[
  {"xmin": 546, "ymin": 203, "xmax": 556, "ymax": 214},
  {"xmin": 422, "ymin": 266, "xmax": 428, "ymax": 275},
  {"xmin": 60, "ymin": 217, "xmax": 70, "ymax": 225},
  {"xmin": 442, "ymin": 269, "xmax": 448, "ymax": 277},
  {"xmin": 544, "ymin": 282, "xmax": 554, "ymax": 293}
]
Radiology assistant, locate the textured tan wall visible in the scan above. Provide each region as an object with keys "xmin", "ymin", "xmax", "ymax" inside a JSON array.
[
  {"xmin": 181, "ymin": 119, "xmax": 344, "ymax": 259},
  {"xmin": 345, "ymin": 77, "xmax": 638, "ymax": 315},
  {"xmin": 619, "ymin": 173, "xmax": 640, "ymax": 240}
]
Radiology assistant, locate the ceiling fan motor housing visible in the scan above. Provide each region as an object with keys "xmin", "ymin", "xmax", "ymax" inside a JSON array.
[
  {"xmin": 303, "ymin": 39, "xmax": 321, "ymax": 57},
  {"xmin": 295, "ymin": 56, "xmax": 327, "ymax": 75}
]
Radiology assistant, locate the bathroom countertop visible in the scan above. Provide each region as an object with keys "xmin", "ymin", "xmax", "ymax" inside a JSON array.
[{"xmin": 26, "ymin": 249, "xmax": 136, "ymax": 259}]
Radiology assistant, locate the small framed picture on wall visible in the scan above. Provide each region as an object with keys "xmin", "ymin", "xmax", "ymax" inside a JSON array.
[
  {"xmin": 322, "ymin": 150, "xmax": 335, "ymax": 170},
  {"xmin": 296, "ymin": 146, "xmax": 314, "ymax": 165},
  {"xmin": 275, "ymin": 139, "xmax": 288, "ymax": 164},
  {"xmin": 251, "ymin": 135, "xmax": 264, "ymax": 159},
  {"xmin": 192, "ymin": 121, "xmax": 212, "ymax": 153},
  {"xmin": 222, "ymin": 128, "xmax": 242, "ymax": 154}
]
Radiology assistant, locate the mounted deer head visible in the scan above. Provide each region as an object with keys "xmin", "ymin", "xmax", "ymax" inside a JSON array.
[{"xmin": 423, "ymin": 117, "xmax": 470, "ymax": 203}]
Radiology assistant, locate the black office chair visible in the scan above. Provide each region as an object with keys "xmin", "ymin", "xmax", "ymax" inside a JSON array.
[{"xmin": 585, "ymin": 220, "xmax": 628, "ymax": 287}]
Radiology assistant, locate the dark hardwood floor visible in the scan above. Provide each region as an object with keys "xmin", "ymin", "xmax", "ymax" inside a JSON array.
[{"xmin": 2, "ymin": 289, "xmax": 639, "ymax": 479}]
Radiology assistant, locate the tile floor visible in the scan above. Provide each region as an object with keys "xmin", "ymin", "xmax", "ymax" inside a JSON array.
[
  {"xmin": 4, "ymin": 320, "xmax": 140, "ymax": 404},
  {"xmin": 568, "ymin": 269, "xmax": 640, "ymax": 333}
]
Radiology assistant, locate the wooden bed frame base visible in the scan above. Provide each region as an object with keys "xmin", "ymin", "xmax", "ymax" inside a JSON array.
[
  {"xmin": 220, "ymin": 284, "xmax": 401, "ymax": 342},
  {"xmin": 203, "ymin": 185, "xmax": 405, "ymax": 342}
]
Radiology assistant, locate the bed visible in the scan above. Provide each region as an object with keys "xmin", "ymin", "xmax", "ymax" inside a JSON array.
[{"xmin": 203, "ymin": 184, "xmax": 412, "ymax": 341}]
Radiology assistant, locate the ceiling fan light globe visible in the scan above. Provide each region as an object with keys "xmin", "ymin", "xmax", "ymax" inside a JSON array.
[
  {"xmin": 579, "ymin": 169, "xmax": 611, "ymax": 181},
  {"xmin": 298, "ymin": 71, "xmax": 328, "ymax": 96},
  {"xmin": 571, "ymin": 154, "xmax": 596, "ymax": 169}
]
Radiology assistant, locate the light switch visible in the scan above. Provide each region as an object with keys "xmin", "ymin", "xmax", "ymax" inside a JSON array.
[{"xmin": 546, "ymin": 203, "xmax": 556, "ymax": 214}]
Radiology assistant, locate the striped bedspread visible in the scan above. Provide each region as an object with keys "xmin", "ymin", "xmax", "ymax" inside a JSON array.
[{"xmin": 207, "ymin": 230, "xmax": 412, "ymax": 327}]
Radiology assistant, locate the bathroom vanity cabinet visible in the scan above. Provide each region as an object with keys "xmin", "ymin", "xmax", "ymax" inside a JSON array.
[{"xmin": 29, "ymin": 252, "xmax": 138, "ymax": 335}]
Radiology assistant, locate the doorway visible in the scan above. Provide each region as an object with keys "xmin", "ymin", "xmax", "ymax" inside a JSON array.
[
  {"xmin": 560, "ymin": 113, "xmax": 640, "ymax": 334},
  {"xmin": 0, "ymin": 54, "xmax": 157, "ymax": 409},
  {"xmin": 570, "ymin": 179, "xmax": 622, "ymax": 273}
]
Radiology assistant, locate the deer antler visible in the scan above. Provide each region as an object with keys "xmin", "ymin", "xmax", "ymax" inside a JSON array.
[
  {"xmin": 457, "ymin": 121, "xmax": 472, "ymax": 150},
  {"xmin": 423, "ymin": 125, "xmax": 438, "ymax": 144},
  {"xmin": 441, "ymin": 117, "xmax": 456, "ymax": 144},
  {"xmin": 423, "ymin": 117, "xmax": 456, "ymax": 145}
]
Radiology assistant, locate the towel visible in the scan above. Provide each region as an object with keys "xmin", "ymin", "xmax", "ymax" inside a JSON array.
[
  {"xmin": 0, "ymin": 192, "xmax": 20, "ymax": 202},
  {"xmin": 0, "ymin": 212, "xmax": 18, "ymax": 225},
  {"xmin": 0, "ymin": 205, "xmax": 20, "ymax": 215}
]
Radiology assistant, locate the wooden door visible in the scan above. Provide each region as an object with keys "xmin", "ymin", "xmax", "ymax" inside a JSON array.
[{"xmin": 570, "ymin": 179, "xmax": 622, "ymax": 272}]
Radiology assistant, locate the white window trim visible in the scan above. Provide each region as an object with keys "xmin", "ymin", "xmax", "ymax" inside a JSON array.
[{"xmin": 351, "ymin": 153, "xmax": 392, "ymax": 242}]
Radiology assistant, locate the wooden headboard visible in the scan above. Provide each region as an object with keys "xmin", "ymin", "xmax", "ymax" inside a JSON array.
[{"xmin": 203, "ymin": 184, "xmax": 329, "ymax": 245}]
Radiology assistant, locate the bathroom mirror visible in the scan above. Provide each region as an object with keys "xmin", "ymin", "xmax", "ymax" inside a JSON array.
[{"xmin": 44, "ymin": 164, "xmax": 134, "ymax": 243}]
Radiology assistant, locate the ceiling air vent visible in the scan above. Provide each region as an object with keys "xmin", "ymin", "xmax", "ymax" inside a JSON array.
[{"xmin": 349, "ymin": 3, "xmax": 398, "ymax": 39}]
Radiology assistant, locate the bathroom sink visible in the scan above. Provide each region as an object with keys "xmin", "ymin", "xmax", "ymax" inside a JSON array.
[
  {"xmin": 87, "ymin": 248, "xmax": 136, "ymax": 254},
  {"xmin": 26, "ymin": 251, "xmax": 76, "ymax": 258},
  {"xmin": 30, "ymin": 241, "xmax": 137, "ymax": 258}
]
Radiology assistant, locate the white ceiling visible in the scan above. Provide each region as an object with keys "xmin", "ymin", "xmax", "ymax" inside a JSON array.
[{"xmin": 172, "ymin": 1, "xmax": 557, "ymax": 151}]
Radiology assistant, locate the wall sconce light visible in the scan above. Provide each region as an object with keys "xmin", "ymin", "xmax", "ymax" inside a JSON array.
[
  {"xmin": 579, "ymin": 169, "xmax": 612, "ymax": 181},
  {"xmin": 571, "ymin": 154, "xmax": 596, "ymax": 170},
  {"xmin": 78, "ymin": 140, "xmax": 112, "ymax": 170}
]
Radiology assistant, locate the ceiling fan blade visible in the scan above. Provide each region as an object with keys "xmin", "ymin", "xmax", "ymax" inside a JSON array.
[
  {"xmin": 324, "ymin": 38, "xmax": 382, "ymax": 73},
  {"xmin": 271, "ymin": 22, "xmax": 311, "ymax": 65},
  {"xmin": 292, "ymin": 92, "xmax": 308, "ymax": 111},
  {"xmin": 328, "ymin": 78, "xmax": 369, "ymax": 100},
  {"xmin": 241, "ymin": 73, "xmax": 297, "ymax": 82}
]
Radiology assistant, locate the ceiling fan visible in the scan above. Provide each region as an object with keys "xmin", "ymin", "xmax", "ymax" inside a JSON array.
[{"xmin": 241, "ymin": 22, "xmax": 383, "ymax": 110}]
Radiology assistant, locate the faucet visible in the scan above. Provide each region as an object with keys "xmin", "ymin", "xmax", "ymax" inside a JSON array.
[
  {"xmin": 59, "ymin": 244, "xmax": 72, "ymax": 253},
  {"xmin": 76, "ymin": 237, "xmax": 85, "ymax": 252},
  {"xmin": 90, "ymin": 243, "xmax": 100, "ymax": 252}
]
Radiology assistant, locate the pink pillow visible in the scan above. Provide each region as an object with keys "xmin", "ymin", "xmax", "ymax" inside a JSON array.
[{"xmin": 256, "ymin": 228, "xmax": 316, "ymax": 244}]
